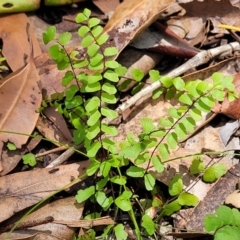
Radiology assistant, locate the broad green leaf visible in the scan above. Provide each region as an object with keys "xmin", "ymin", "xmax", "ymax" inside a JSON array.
[
  {"xmin": 104, "ymin": 47, "xmax": 118, "ymax": 56},
  {"xmin": 166, "ymin": 132, "xmax": 178, "ymax": 149},
  {"xmin": 75, "ymin": 186, "xmax": 95, "ymax": 203},
  {"xmin": 86, "ymin": 122, "xmax": 100, "ymax": 140},
  {"xmin": 178, "ymin": 93, "xmax": 193, "ymax": 105},
  {"xmin": 178, "ymin": 192, "xmax": 199, "ymax": 206},
  {"xmin": 92, "ymin": 25, "xmax": 103, "ymax": 37},
  {"xmin": 77, "ymin": 25, "xmax": 90, "ymax": 37},
  {"xmin": 85, "ymin": 96, "xmax": 100, "ymax": 112},
  {"xmin": 95, "ymin": 191, "xmax": 113, "ymax": 210},
  {"xmin": 86, "ymin": 159, "xmax": 100, "ymax": 176},
  {"xmin": 144, "ymin": 173, "xmax": 156, "ymax": 191},
  {"xmin": 215, "ymin": 226, "xmax": 240, "ymax": 240},
  {"xmin": 103, "ymin": 70, "xmax": 119, "ymax": 82},
  {"xmin": 110, "ymin": 175, "xmax": 127, "ymax": 185},
  {"xmin": 105, "ymin": 60, "xmax": 119, "ymax": 69},
  {"xmin": 87, "ymin": 72, "xmax": 102, "ymax": 84},
  {"xmin": 169, "ymin": 174, "xmax": 183, "ymax": 196},
  {"xmin": 158, "ymin": 143, "xmax": 170, "ymax": 161},
  {"xmin": 190, "ymin": 157, "xmax": 205, "ymax": 174},
  {"xmin": 101, "ymin": 92, "xmax": 117, "ymax": 104},
  {"xmin": 88, "ymin": 17, "xmax": 100, "ymax": 28},
  {"xmin": 7, "ymin": 142, "xmax": 16, "ymax": 150},
  {"xmin": 131, "ymin": 68, "xmax": 144, "ymax": 82},
  {"xmin": 101, "ymin": 106, "xmax": 118, "ymax": 119},
  {"xmin": 203, "ymin": 164, "xmax": 227, "ymax": 182},
  {"xmin": 141, "ymin": 214, "xmax": 155, "ymax": 235},
  {"xmin": 149, "ymin": 69, "xmax": 161, "ymax": 82},
  {"xmin": 160, "ymin": 76, "xmax": 173, "ymax": 88},
  {"xmin": 152, "ymin": 155, "xmax": 164, "ymax": 173},
  {"xmin": 81, "ymin": 35, "xmax": 94, "ymax": 47},
  {"xmin": 216, "ymin": 205, "xmax": 234, "ymax": 226},
  {"xmin": 102, "ymin": 124, "xmax": 118, "ymax": 136},
  {"xmin": 162, "ymin": 200, "xmax": 181, "ymax": 216},
  {"xmin": 86, "ymin": 141, "xmax": 101, "ymax": 158},
  {"xmin": 58, "ymin": 32, "xmax": 72, "ymax": 45},
  {"xmin": 87, "ymin": 44, "xmax": 100, "ymax": 57},
  {"xmin": 96, "ymin": 33, "xmax": 109, "ymax": 45},
  {"xmin": 232, "ymin": 208, "xmax": 240, "ymax": 227},
  {"xmin": 173, "ymin": 77, "xmax": 185, "ymax": 90},
  {"xmin": 62, "ymin": 71, "xmax": 74, "ymax": 86},
  {"xmin": 114, "ymin": 224, "xmax": 128, "ymax": 240},
  {"xmin": 87, "ymin": 110, "xmax": 101, "ymax": 126},
  {"xmin": 204, "ymin": 214, "xmax": 223, "ymax": 233},
  {"xmin": 102, "ymin": 82, "xmax": 117, "ymax": 94},
  {"xmin": 126, "ymin": 166, "xmax": 145, "ymax": 177},
  {"xmin": 115, "ymin": 193, "xmax": 132, "ymax": 211},
  {"xmin": 90, "ymin": 53, "xmax": 103, "ymax": 66},
  {"xmin": 43, "ymin": 26, "xmax": 56, "ymax": 44},
  {"xmin": 140, "ymin": 117, "xmax": 156, "ymax": 133},
  {"xmin": 99, "ymin": 161, "xmax": 111, "ymax": 177},
  {"xmin": 22, "ymin": 153, "xmax": 36, "ymax": 167}
]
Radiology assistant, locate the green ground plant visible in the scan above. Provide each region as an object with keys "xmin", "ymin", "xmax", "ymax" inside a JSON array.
[{"xmin": 38, "ymin": 8, "xmax": 240, "ymax": 240}]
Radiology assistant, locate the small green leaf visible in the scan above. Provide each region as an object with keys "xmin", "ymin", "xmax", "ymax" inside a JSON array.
[
  {"xmin": 101, "ymin": 106, "xmax": 118, "ymax": 119},
  {"xmin": 119, "ymin": 143, "xmax": 145, "ymax": 159},
  {"xmin": 149, "ymin": 69, "xmax": 161, "ymax": 82},
  {"xmin": 178, "ymin": 93, "xmax": 193, "ymax": 105},
  {"xmin": 87, "ymin": 43, "xmax": 100, "ymax": 57},
  {"xmin": 75, "ymin": 9, "xmax": 90, "ymax": 23},
  {"xmin": 99, "ymin": 161, "xmax": 111, "ymax": 177},
  {"xmin": 96, "ymin": 177, "xmax": 108, "ymax": 190},
  {"xmin": 131, "ymin": 68, "xmax": 144, "ymax": 82},
  {"xmin": 190, "ymin": 157, "xmax": 205, "ymax": 174},
  {"xmin": 22, "ymin": 153, "xmax": 36, "ymax": 166},
  {"xmin": 115, "ymin": 192, "xmax": 132, "ymax": 211},
  {"xmin": 115, "ymin": 65, "xmax": 127, "ymax": 77},
  {"xmin": 7, "ymin": 142, "xmax": 16, "ymax": 150},
  {"xmin": 58, "ymin": 32, "xmax": 72, "ymax": 45},
  {"xmin": 152, "ymin": 88, "xmax": 163, "ymax": 99},
  {"xmin": 77, "ymin": 25, "xmax": 90, "ymax": 37},
  {"xmin": 152, "ymin": 155, "xmax": 164, "ymax": 173},
  {"xmin": 105, "ymin": 60, "xmax": 119, "ymax": 69},
  {"xmin": 96, "ymin": 33, "xmax": 109, "ymax": 45},
  {"xmin": 88, "ymin": 17, "xmax": 100, "ymax": 28},
  {"xmin": 87, "ymin": 110, "xmax": 101, "ymax": 126},
  {"xmin": 140, "ymin": 118, "xmax": 156, "ymax": 133},
  {"xmin": 168, "ymin": 107, "xmax": 182, "ymax": 119},
  {"xmin": 43, "ymin": 26, "xmax": 56, "ymax": 44},
  {"xmin": 86, "ymin": 141, "xmax": 101, "ymax": 158},
  {"xmin": 114, "ymin": 224, "xmax": 128, "ymax": 240},
  {"xmin": 103, "ymin": 70, "xmax": 119, "ymax": 82},
  {"xmin": 158, "ymin": 143, "xmax": 170, "ymax": 161},
  {"xmin": 104, "ymin": 47, "xmax": 118, "ymax": 56},
  {"xmin": 101, "ymin": 93, "xmax": 117, "ymax": 104},
  {"xmin": 160, "ymin": 76, "xmax": 173, "ymax": 88},
  {"xmin": 81, "ymin": 35, "xmax": 94, "ymax": 47},
  {"xmin": 86, "ymin": 160, "xmax": 100, "ymax": 176},
  {"xmin": 141, "ymin": 214, "xmax": 155, "ymax": 235},
  {"xmin": 178, "ymin": 192, "xmax": 199, "ymax": 206},
  {"xmin": 189, "ymin": 108, "xmax": 202, "ymax": 121},
  {"xmin": 65, "ymin": 95, "xmax": 83, "ymax": 109},
  {"xmin": 65, "ymin": 85, "xmax": 78, "ymax": 100},
  {"xmin": 90, "ymin": 53, "xmax": 103, "ymax": 66},
  {"xmin": 83, "ymin": 82, "xmax": 101, "ymax": 92},
  {"xmin": 197, "ymin": 81, "xmax": 210, "ymax": 93},
  {"xmin": 92, "ymin": 25, "xmax": 103, "ymax": 37},
  {"xmin": 144, "ymin": 173, "xmax": 156, "ymax": 191},
  {"xmin": 203, "ymin": 164, "xmax": 227, "ymax": 182},
  {"xmin": 102, "ymin": 82, "xmax": 117, "ymax": 94},
  {"xmin": 102, "ymin": 124, "xmax": 118, "ymax": 136},
  {"xmin": 86, "ymin": 122, "xmax": 100, "ymax": 140},
  {"xmin": 211, "ymin": 89, "xmax": 225, "ymax": 101},
  {"xmin": 159, "ymin": 117, "xmax": 174, "ymax": 128},
  {"xmin": 162, "ymin": 200, "xmax": 181, "ymax": 216},
  {"xmin": 85, "ymin": 96, "xmax": 100, "ymax": 112},
  {"xmin": 169, "ymin": 174, "xmax": 183, "ymax": 196},
  {"xmin": 166, "ymin": 132, "xmax": 178, "ymax": 149},
  {"xmin": 110, "ymin": 175, "xmax": 127, "ymax": 185},
  {"xmin": 62, "ymin": 71, "xmax": 74, "ymax": 86},
  {"xmin": 173, "ymin": 77, "xmax": 185, "ymax": 90},
  {"xmin": 95, "ymin": 191, "xmax": 113, "ymax": 210},
  {"xmin": 126, "ymin": 166, "xmax": 145, "ymax": 177},
  {"xmin": 75, "ymin": 186, "xmax": 95, "ymax": 203}
]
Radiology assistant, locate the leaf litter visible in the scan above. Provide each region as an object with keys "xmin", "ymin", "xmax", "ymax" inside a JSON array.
[{"xmin": 1, "ymin": 0, "xmax": 240, "ymax": 239}]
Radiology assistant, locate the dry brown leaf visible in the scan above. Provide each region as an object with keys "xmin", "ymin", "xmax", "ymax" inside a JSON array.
[
  {"xmin": 0, "ymin": 161, "xmax": 89, "ymax": 223},
  {"xmin": 92, "ymin": 0, "xmax": 120, "ymax": 14},
  {"xmin": 0, "ymin": 197, "xmax": 83, "ymax": 240},
  {"xmin": 0, "ymin": 13, "xmax": 42, "ymax": 71},
  {"xmin": 0, "ymin": 60, "xmax": 42, "ymax": 154}
]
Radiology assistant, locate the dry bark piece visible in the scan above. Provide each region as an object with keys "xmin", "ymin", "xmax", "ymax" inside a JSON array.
[
  {"xmin": 0, "ymin": 161, "xmax": 89, "ymax": 223},
  {"xmin": 225, "ymin": 190, "xmax": 240, "ymax": 208},
  {"xmin": 0, "ymin": 13, "xmax": 42, "ymax": 71},
  {"xmin": 0, "ymin": 59, "xmax": 42, "ymax": 154}
]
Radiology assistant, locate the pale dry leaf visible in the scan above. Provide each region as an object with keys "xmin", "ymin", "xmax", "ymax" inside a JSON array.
[
  {"xmin": 0, "ymin": 161, "xmax": 89, "ymax": 223},
  {"xmin": 0, "ymin": 13, "xmax": 42, "ymax": 71},
  {"xmin": 0, "ymin": 59, "xmax": 42, "ymax": 154}
]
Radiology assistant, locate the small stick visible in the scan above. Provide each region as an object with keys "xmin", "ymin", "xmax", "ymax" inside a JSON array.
[{"xmin": 35, "ymin": 146, "xmax": 69, "ymax": 158}]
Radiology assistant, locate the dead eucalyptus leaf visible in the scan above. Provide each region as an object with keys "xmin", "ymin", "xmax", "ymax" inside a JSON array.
[
  {"xmin": 0, "ymin": 60, "xmax": 42, "ymax": 154},
  {"xmin": 0, "ymin": 161, "xmax": 89, "ymax": 223}
]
